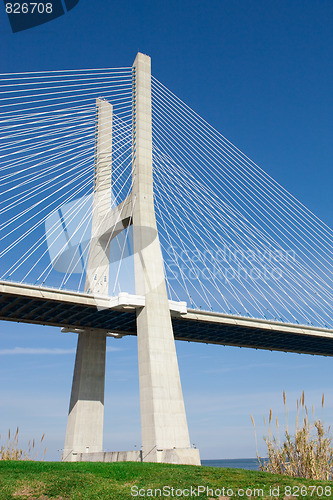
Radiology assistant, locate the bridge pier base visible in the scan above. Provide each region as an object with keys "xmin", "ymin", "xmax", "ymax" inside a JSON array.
[
  {"xmin": 65, "ymin": 448, "xmax": 200, "ymax": 465},
  {"xmin": 142, "ymin": 448, "xmax": 201, "ymax": 465},
  {"xmin": 62, "ymin": 330, "xmax": 106, "ymax": 462}
]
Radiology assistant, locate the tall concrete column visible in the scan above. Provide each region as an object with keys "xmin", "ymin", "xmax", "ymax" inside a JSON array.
[
  {"xmin": 85, "ymin": 98, "xmax": 113, "ymax": 296},
  {"xmin": 132, "ymin": 53, "xmax": 200, "ymax": 465},
  {"xmin": 62, "ymin": 330, "xmax": 106, "ymax": 461},
  {"xmin": 62, "ymin": 99, "xmax": 112, "ymax": 461}
]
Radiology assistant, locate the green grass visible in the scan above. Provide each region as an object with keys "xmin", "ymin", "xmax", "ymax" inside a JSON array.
[{"xmin": 0, "ymin": 461, "xmax": 333, "ymax": 499}]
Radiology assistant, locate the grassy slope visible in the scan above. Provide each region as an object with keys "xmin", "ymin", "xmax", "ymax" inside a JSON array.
[{"xmin": 0, "ymin": 461, "xmax": 332, "ymax": 499}]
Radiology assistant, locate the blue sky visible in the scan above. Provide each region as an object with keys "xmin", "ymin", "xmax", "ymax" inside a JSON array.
[{"xmin": 0, "ymin": 0, "xmax": 332, "ymax": 460}]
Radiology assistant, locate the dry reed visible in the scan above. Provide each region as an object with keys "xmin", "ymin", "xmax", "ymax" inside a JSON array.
[
  {"xmin": 0, "ymin": 427, "xmax": 47, "ymax": 461},
  {"xmin": 251, "ymin": 392, "xmax": 333, "ymax": 480}
]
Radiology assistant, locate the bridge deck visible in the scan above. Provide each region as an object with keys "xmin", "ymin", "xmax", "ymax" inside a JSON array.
[{"xmin": 0, "ymin": 281, "xmax": 332, "ymax": 356}]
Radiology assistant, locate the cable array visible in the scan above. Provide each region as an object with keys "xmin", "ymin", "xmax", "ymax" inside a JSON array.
[
  {"xmin": 0, "ymin": 67, "xmax": 133, "ymax": 292},
  {"xmin": 151, "ymin": 77, "xmax": 333, "ymax": 328},
  {"xmin": 0, "ymin": 66, "xmax": 331, "ymax": 329}
]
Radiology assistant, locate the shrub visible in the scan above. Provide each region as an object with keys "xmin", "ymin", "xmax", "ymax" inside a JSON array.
[
  {"xmin": 251, "ymin": 391, "xmax": 333, "ymax": 480},
  {"xmin": 0, "ymin": 427, "xmax": 46, "ymax": 461}
]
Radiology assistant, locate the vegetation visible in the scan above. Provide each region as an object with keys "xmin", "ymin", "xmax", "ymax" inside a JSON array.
[
  {"xmin": 252, "ymin": 391, "xmax": 333, "ymax": 480},
  {"xmin": 0, "ymin": 428, "xmax": 46, "ymax": 461},
  {"xmin": 2, "ymin": 408, "xmax": 333, "ymax": 499},
  {"xmin": 1, "ymin": 460, "xmax": 333, "ymax": 499}
]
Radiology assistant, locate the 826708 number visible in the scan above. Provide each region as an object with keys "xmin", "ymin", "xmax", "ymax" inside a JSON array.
[
  {"xmin": 6, "ymin": 3, "xmax": 53, "ymax": 14},
  {"xmin": 285, "ymin": 485, "xmax": 332, "ymax": 497}
]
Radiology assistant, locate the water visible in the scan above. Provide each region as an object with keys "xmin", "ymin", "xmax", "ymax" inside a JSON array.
[{"xmin": 201, "ymin": 458, "xmax": 266, "ymax": 471}]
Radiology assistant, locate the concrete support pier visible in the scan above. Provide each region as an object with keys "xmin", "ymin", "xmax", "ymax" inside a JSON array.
[
  {"xmin": 132, "ymin": 53, "xmax": 200, "ymax": 465},
  {"xmin": 62, "ymin": 330, "xmax": 107, "ymax": 461}
]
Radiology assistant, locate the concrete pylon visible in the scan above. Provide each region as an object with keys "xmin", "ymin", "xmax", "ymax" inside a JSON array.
[
  {"xmin": 62, "ymin": 99, "xmax": 112, "ymax": 461},
  {"xmin": 132, "ymin": 53, "xmax": 200, "ymax": 465},
  {"xmin": 85, "ymin": 98, "xmax": 113, "ymax": 296},
  {"xmin": 62, "ymin": 56, "xmax": 199, "ymax": 465}
]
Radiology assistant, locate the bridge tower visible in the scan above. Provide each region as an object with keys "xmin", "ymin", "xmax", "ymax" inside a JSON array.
[
  {"xmin": 131, "ymin": 53, "xmax": 199, "ymax": 464},
  {"xmin": 62, "ymin": 53, "xmax": 200, "ymax": 465},
  {"xmin": 62, "ymin": 99, "xmax": 112, "ymax": 461}
]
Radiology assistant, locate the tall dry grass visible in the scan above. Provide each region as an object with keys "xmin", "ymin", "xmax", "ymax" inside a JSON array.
[
  {"xmin": 251, "ymin": 391, "xmax": 333, "ymax": 480},
  {"xmin": 0, "ymin": 427, "xmax": 46, "ymax": 461}
]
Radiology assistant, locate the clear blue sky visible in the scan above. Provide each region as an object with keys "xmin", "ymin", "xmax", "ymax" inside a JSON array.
[{"xmin": 0, "ymin": 0, "xmax": 332, "ymax": 460}]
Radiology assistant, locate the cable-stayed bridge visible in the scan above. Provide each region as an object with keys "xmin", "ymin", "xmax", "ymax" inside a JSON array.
[{"xmin": 0, "ymin": 53, "xmax": 332, "ymax": 464}]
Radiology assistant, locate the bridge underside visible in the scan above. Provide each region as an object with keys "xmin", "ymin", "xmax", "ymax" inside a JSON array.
[{"xmin": 1, "ymin": 281, "xmax": 333, "ymax": 357}]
